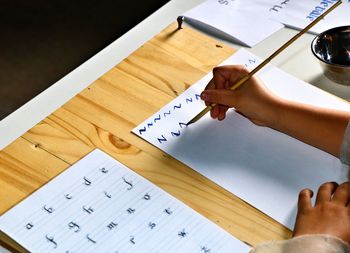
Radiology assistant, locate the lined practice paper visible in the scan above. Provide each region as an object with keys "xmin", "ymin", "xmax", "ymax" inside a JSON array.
[{"xmin": 0, "ymin": 149, "xmax": 250, "ymax": 253}]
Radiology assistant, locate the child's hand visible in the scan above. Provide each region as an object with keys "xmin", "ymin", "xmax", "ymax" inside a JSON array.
[
  {"xmin": 200, "ymin": 65, "xmax": 282, "ymax": 126},
  {"xmin": 293, "ymin": 182, "xmax": 350, "ymax": 244}
]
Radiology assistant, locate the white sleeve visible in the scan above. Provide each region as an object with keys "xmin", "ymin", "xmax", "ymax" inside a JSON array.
[
  {"xmin": 340, "ymin": 120, "xmax": 350, "ymax": 165},
  {"xmin": 250, "ymin": 235, "xmax": 350, "ymax": 253}
]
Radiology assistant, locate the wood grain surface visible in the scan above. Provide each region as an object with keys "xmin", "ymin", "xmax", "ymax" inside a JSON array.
[{"xmin": 0, "ymin": 23, "xmax": 291, "ymax": 250}]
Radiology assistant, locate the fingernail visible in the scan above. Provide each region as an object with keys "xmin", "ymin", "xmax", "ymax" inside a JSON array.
[{"xmin": 201, "ymin": 92, "xmax": 208, "ymax": 100}]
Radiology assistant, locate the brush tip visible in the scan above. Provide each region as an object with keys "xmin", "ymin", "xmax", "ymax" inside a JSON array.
[{"xmin": 186, "ymin": 118, "xmax": 196, "ymax": 126}]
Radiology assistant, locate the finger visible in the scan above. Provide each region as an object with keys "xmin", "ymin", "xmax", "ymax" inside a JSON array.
[
  {"xmin": 204, "ymin": 78, "xmax": 215, "ymax": 106},
  {"xmin": 201, "ymin": 89, "xmax": 237, "ymax": 108},
  {"xmin": 218, "ymin": 105, "xmax": 229, "ymax": 121},
  {"xmin": 213, "ymin": 67, "xmax": 227, "ymax": 90},
  {"xmin": 224, "ymin": 80, "xmax": 231, "ymax": 89},
  {"xmin": 332, "ymin": 182, "xmax": 350, "ymax": 206},
  {"xmin": 298, "ymin": 188, "xmax": 313, "ymax": 212},
  {"xmin": 213, "ymin": 65, "xmax": 249, "ymax": 85},
  {"xmin": 204, "ymin": 65, "xmax": 249, "ymax": 106},
  {"xmin": 205, "ymin": 78, "xmax": 215, "ymax": 90},
  {"xmin": 315, "ymin": 182, "xmax": 338, "ymax": 205},
  {"xmin": 206, "ymin": 65, "xmax": 249, "ymax": 91},
  {"xmin": 210, "ymin": 105, "xmax": 220, "ymax": 119}
]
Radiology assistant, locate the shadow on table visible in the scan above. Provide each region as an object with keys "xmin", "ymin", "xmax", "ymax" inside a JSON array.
[{"xmin": 0, "ymin": 0, "xmax": 169, "ymax": 120}]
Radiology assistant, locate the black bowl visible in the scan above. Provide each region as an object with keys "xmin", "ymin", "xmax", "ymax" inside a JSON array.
[{"xmin": 311, "ymin": 26, "xmax": 350, "ymax": 85}]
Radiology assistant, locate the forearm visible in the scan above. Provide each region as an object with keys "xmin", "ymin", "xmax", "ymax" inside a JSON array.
[
  {"xmin": 251, "ymin": 235, "xmax": 350, "ymax": 253},
  {"xmin": 269, "ymin": 99, "xmax": 350, "ymax": 157}
]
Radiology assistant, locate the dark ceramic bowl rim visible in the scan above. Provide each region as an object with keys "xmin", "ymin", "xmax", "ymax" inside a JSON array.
[{"xmin": 311, "ymin": 25, "xmax": 350, "ymax": 68}]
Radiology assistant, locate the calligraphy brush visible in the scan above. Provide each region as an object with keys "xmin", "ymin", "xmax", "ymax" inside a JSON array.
[{"xmin": 186, "ymin": 0, "xmax": 342, "ymax": 126}]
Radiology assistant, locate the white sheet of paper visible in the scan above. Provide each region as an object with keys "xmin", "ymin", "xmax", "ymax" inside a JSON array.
[
  {"xmin": 0, "ymin": 245, "xmax": 11, "ymax": 253},
  {"xmin": 0, "ymin": 149, "xmax": 250, "ymax": 253},
  {"xmin": 0, "ymin": 221, "xmax": 11, "ymax": 253},
  {"xmin": 183, "ymin": 0, "xmax": 284, "ymax": 47},
  {"xmin": 270, "ymin": 0, "xmax": 350, "ymax": 34},
  {"xmin": 133, "ymin": 49, "xmax": 350, "ymax": 229}
]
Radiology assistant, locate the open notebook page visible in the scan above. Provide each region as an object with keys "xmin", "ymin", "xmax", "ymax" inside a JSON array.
[
  {"xmin": 0, "ymin": 149, "xmax": 250, "ymax": 253},
  {"xmin": 133, "ymin": 49, "xmax": 350, "ymax": 230}
]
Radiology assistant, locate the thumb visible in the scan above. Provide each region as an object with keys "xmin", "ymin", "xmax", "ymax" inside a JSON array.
[{"xmin": 201, "ymin": 89, "xmax": 238, "ymax": 107}]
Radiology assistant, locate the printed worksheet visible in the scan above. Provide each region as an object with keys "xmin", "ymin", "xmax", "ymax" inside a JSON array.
[
  {"xmin": 268, "ymin": 0, "xmax": 350, "ymax": 34},
  {"xmin": 133, "ymin": 49, "xmax": 350, "ymax": 229},
  {"xmin": 183, "ymin": 0, "xmax": 284, "ymax": 47},
  {"xmin": 0, "ymin": 149, "xmax": 250, "ymax": 253},
  {"xmin": 183, "ymin": 0, "xmax": 349, "ymax": 46}
]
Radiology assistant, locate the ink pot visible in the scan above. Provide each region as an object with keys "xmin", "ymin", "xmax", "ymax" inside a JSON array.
[{"xmin": 311, "ymin": 26, "xmax": 350, "ymax": 85}]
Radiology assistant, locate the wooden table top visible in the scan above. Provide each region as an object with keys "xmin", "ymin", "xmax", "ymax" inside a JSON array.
[{"xmin": 0, "ymin": 23, "xmax": 291, "ymax": 250}]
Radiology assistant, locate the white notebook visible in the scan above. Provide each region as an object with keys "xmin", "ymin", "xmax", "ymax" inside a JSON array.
[
  {"xmin": 0, "ymin": 149, "xmax": 250, "ymax": 253},
  {"xmin": 133, "ymin": 49, "xmax": 350, "ymax": 230}
]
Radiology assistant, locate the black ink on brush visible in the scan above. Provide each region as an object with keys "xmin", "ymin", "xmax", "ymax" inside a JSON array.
[{"xmin": 177, "ymin": 16, "xmax": 184, "ymax": 30}]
